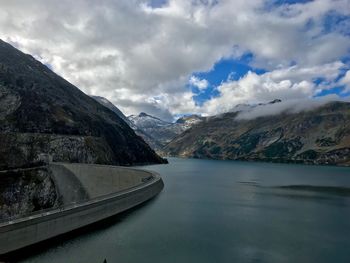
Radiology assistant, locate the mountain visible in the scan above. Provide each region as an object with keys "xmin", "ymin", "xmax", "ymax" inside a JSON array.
[
  {"xmin": 175, "ymin": 115, "xmax": 204, "ymax": 129},
  {"xmin": 128, "ymin": 113, "xmax": 205, "ymax": 151},
  {"xmin": 90, "ymin": 99, "xmax": 164, "ymax": 150},
  {"xmin": 128, "ymin": 112, "xmax": 171, "ymax": 129},
  {"xmin": 164, "ymin": 101, "xmax": 350, "ymax": 166},
  {"xmin": 91, "ymin": 95, "xmax": 131, "ymax": 125},
  {"xmin": 128, "ymin": 112, "xmax": 179, "ymax": 150},
  {"xmin": 0, "ymin": 39, "xmax": 165, "ymax": 170},
  {"xmin": 232, "ymin": 99, "xmax": 282, "ymax": 112}
]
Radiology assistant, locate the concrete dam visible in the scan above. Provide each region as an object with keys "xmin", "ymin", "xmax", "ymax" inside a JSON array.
[{"xmin": 0, "ymin": 163, "xmax": 164, "ymax": 255}]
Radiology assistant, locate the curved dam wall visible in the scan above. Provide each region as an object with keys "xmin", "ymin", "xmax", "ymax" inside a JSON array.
[
  {"xmin": 0, "ymin": 163, "xmax": 164, "ymax": 256},
  {"xmin": 55, "ymin": 163, "xmax": 155, "ymax": 199}
]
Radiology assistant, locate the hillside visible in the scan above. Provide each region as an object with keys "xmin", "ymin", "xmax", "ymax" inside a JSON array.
[
  {"xmin": 0, "ymin": 39, "xmax": 165, "ymax": 169},
  {"xmin": 91, "ymin": 95, "xmax": 131, "ymax": 125},
  {"xmin": 164, "ymin": 101, "xmax": 350, "ymax": 166}
]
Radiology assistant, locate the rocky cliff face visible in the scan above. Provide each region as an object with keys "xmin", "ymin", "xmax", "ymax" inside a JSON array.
[
  {"xmin": 0, "ymin": 39, "xmax": 165, "ymax": 169},
  {"xmin": 164, "ymin": 101, "xmax": 350, "ymax": 166},
  {"xmin": 0, "ymin": 167, "xmax": 59, "ymax": 221}
]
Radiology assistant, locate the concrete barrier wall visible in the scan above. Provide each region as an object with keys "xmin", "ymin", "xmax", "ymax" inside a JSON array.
[
  {"xmin": 58, "ymin": 163, "xmax": 153, "ymax": 198},
  {"xmin": 0, "ymin": 163, "xmax": 164, "ymax": 255}
]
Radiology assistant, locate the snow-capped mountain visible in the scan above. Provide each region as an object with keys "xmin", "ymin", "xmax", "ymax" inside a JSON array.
[
  {"xmin": 176, "ymin": 115, "xmax": 204, "ymax": 130},
  {"xmin": 91, "ymin": 99, "xmax": 205, "ymax": 152},
  {"xmin": 128, "ymin": 113, "xmax": 204, "ymax": 151},
  {"xmin": 128, "ymin": 112, "xmax": 171, "ymax": 129}
]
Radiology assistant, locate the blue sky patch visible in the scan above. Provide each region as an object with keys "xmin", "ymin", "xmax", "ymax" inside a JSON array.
[
  {"xmin": 189, "ymin": 54, "xmax": 266, "ymax": 106},
  {"xmin": 316, "ymin": 86, "xmax": 348, "ymax": 97}
]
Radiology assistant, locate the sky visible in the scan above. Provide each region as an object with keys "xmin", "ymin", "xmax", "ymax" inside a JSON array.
[{"xmin": 0, "ymin": 0, "xmax": 350, "ymax": 121}]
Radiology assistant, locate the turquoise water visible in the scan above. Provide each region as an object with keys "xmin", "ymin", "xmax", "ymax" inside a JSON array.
[{"xmin": 21, "ymin": 158, "xmax": 350, "ymax": 263}]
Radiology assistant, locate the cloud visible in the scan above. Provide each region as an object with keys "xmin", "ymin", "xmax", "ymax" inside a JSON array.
[
  {"xmin": 0, "ymin": 0, "xmax": 349, "ymax": 118},
  {"xmin": 189, "ymin": 76, "xmax": 209, "ymax": 91},
  {"xmin": 235, "ymin": 95, "xmax": 347, "ymax": 120},
  {"xmin": 201, "ymin": 61, "xmax": 346, "ymax": 115},
  {"xmin": 340, "ymin": 70, "xmax": 350, "ymax": 92}
]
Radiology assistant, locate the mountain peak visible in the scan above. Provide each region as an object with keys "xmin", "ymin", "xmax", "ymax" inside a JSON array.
[
  {"xmin": 128, "ymin": 113, "xmax": 204, "ymax": 151},
  {"xmin": 128, "ymin": 112, "xmax": 170, "ymax": 129}
]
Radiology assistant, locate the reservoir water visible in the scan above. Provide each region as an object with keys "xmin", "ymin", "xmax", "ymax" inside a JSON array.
[{"xmin": 21, "ymin": 158, "xmax": 350, "ymax": 263}]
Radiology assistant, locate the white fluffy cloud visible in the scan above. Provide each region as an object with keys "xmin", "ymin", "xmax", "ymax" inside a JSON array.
[
  {"xmin": 201, "ymin": 61, "xmax": 346, "ymax": 115},
  {"xmin": 189, "ymin": 76, "xmax": 209, "ymax": 91},
  {"xmin": 340, "ymin": 70, "xmax": 350, "ymax": 92},
  {"xmin": 0, "ymin": 0, "xmax": 349, "ymax": 120}
]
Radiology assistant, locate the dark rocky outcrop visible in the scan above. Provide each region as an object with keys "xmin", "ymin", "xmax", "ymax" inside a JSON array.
[
  {"xmin": 0, "ymin": 167, "xmax": 59, "ymax": 221},
  {"xmin": 164, "ymin": 101, "xmax": 350, "ymax": 166},
  {"xmin": 0, "ymin": 39, "xmax": 166, "ymax": 170}
]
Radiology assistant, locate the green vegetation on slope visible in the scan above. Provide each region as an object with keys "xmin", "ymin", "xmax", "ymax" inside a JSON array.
[{"xmin": 164, "ymin": 102, "xmax": 350, "ymax": 166}]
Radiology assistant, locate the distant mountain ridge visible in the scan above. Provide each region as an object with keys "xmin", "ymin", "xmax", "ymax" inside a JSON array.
[
  {"xmin": 128, "ymin": 112, "xmax": 205, "ymax": 151},
  {"xmin": 128, "ymin": 112, "xmax": 171, "ymax": 129},
  {"xmin": 0, "ymin": 39, "xmax": 165, "ymax": 169},
  {"xmin": 164, "ymin": 101, "xmax": 350, "ymax": 166},
  {"xmin": 232, "ymin": 99, "xmax": 282, "ymax": 112}
]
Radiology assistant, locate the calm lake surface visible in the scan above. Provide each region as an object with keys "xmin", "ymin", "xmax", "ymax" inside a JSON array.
[{"xmin": 21, "ymin": 158, "xmax": 350, "ymax": 263}]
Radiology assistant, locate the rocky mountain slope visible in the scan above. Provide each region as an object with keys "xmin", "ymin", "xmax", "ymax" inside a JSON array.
[
  {"xmin": 164, "ymin": 101, "xmax": 350, "ymax": 166},
  {"xmin": 91, "ymin": 95, "xmax": 131, "ymax": 125},
  {"xmin": 0, "ymin": 39, "xmax": 165, "ymax": 170},
  {"xmin": 128, "ymin": 112, "xmax": 204, "ymax": 150},
  {"xmin": 128, "ymin": 112, "xmax": 171, "ymax": 129},
  {"xmin": 175, "ymin": 115, "xmax": 204, "ymax": 129},
  {"xmin": 92, "ymin": 97, "xmax": 164, "ymax": 150}
]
